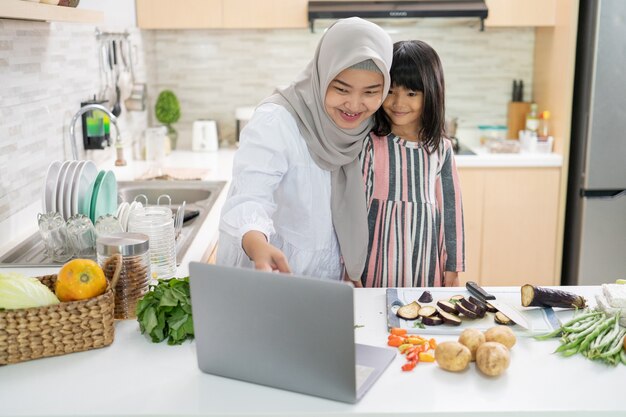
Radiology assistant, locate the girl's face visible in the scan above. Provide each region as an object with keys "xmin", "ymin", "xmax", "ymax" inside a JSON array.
[
  {"xmin": 324, "ymin": 68, "xmax": 385, "ymax": 130},
  {"xmin": 382, "ymin": 84, "xmax": 424, "ymax": 140}
]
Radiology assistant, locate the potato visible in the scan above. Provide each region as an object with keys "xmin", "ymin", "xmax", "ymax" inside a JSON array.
[
  {"xmin": 435, "ymin": 341, "xmax": 471, "ymax": 372},
  {"xmin": 458, "ymin": 328, "xmax": 486, "ymax": 361},
  {"xmin": 476, "ymin": 342, "xmax": 510, "ymax": 376},
  {"xmin": 484, "ymin": 326, "xmax": 517, "ymax": 349}
]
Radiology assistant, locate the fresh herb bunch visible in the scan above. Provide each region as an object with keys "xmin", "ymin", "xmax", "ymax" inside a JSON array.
[{"xmin": 136, "ymin": 277, "xmax": 194, "ymax": 345}]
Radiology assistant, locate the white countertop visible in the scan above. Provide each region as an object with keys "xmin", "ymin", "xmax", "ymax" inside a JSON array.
[
  {"xmin": 1, "ymin": 286, "xmax": 623, "ymax": 417},
  {"xmin": 0, "ymin": 146, "xmax": 560, "ymax": 276}
]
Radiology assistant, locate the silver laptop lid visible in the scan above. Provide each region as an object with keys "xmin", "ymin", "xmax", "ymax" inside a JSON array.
[{"xmin": 189, "ymin": 262, "xmax": 358, "ymax": 403}]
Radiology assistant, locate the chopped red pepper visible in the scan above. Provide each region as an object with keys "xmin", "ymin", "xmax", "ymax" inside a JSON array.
[
  {"xmin": 401, "ymin": 360, "xmax": 418, "ymax": 371},
  {"xmin": 390, "ymin": 327, "xmax": 408, "ymax": 337}
]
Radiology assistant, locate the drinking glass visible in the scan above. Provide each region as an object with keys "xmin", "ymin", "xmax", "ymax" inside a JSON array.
[
  {"xmin": 38, "ymin": 212, "xmax": 73, "ymax": 262},
  {"xmin": 66, "ymin": 214, "xmax": 97, "ymax": 258}
]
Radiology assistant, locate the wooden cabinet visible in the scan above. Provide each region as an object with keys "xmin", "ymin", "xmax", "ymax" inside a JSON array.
[
  {"xmin": 136, "ymin": 0, "xmax": 223, "ymax": 29},
  {"xmin": 136, "ymin": 0, "xmax": 307, "ymax": 29},
  {"xmin": 458, "ymin": 167, "xmax": 561, "ymax": 287},
  {"xmin": 222, "ymin": 0, "xmax": 307, "ymax": 29},
  {"xmin": 485, "ymin": 0, "xmax": 556, "ymax": 27}
]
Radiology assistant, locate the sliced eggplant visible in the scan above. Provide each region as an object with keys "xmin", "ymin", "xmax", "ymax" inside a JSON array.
[
  {"xmin": 454, "ymin": 302, "xmax": 478, "ymax": 319},
  {"xmin": 483, "ymin": 300, "xmax": 499, "ymax": 313},
  {"xmin": 418, "ymin": 290, "xmax": 433, "ymax": 303},
  {"xmin": 396, "ymin": 301, "xmax": 421, "ymax": 320},
  {"xmin": 468, "ymin": 295, "xmax": 490, "ymax": 312},
  {"xmin": 418, "ymin": 306, "xmax": 438, "ymax": 318},
  {"xmin": 461, "ymin": 298, "xmax": 486, "ymax": 318},
  {"xmin": 421, "ymin": 315, "xmax": 444, "ymax": 326},
  {"xmin": 449, "ymin": 294, "xmax": 465, "ymax": 303},
  {"xmin": 437, "ymin": 308, "xmax": 462, "ymax": 326},
  {"xmin": 521, "ymin": 284, "xmax": 587, "ymax": 309},
  {"xmin": 436, "ymin": 300, "xmax": 459, "ymax": 315},
  {"xmin": 494, "ymin": 311, "xmax": 515, "ymax": 325}
]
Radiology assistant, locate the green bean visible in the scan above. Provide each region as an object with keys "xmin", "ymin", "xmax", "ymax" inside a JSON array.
[
  {"xmin": 588, "ymin": 317, "xmax": 617, "ymax": 349},
  {"xmin": 564, "ymin": 316, "xmax": 601, "ymax": 333},
  {"xmin": 598, "ymin": 329, "xmax": 626, "ymax": 358},
  {"xmin": 569, "ymin": 317, "xmax": 608, "ymax": 342},
  {"xmin": 620, "ymin": 350, "xmax": 626, "ymax": 365},
  {"xmin": 560, "ymin": 311, "xmax": 602, "ymax": 328},
  {"xmin": 578, "ymin": 317, "xmax": 616, "ymax": 352}
]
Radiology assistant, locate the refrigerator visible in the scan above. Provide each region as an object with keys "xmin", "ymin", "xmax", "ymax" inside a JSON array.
[{"xmin": 562, "ymin": 0, "xmax": 626, "ymax": 286}]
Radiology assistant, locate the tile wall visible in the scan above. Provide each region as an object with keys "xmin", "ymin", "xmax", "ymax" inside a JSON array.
[
  {"xmin": 0, "ymin": 19, "xmax": 149, "ymax": 223},
  {"xmin": 0, "ymin": 17, "xmax": 533, "ymax": 224},
  {"xmin": 149, "ymin": 19, "xmax": 535, "ymax": 148}
]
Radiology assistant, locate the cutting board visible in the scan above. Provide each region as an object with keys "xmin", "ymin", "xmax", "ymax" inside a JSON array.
[{"xmin": 386, "ymin": 288, "xmax": 561, "ymax": 337}]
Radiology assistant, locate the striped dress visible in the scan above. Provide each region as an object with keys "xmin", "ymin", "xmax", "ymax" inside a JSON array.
[{"xmin": 359, "ymin": 133, "xmax": 465, "ymax": 287}]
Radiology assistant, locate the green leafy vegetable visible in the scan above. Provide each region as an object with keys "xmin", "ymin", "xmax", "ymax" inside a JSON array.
[
  {"xmin": 0, "ymin": 272, "xmax": 60, "ymax": 309},
  {"xmin": 412, "ymin": 318, "xmax": 425, "ymax": 329},
  {"xmin": 136, "ymin": 277, "xmax": 194, "ymax": 345}
]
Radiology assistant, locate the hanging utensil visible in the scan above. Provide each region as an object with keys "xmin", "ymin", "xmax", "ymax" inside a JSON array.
[
  {"xmin": 124, "ymin": 40, "xmax": 147, "ymax": 112},
  {"xmin": 111, "ymin": 40, "xmax": 122, "ymax": 117}
]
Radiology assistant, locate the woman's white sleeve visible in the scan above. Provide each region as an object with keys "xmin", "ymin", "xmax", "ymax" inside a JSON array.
[{"xmin": 219, "ymin": 107, "xmax": 291, "ymax": 248}]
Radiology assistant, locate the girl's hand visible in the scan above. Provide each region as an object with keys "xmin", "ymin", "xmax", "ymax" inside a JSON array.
[
  {"xmin": 343, "ymin": 271, "xmax": 363, "ymax": 288},
  {"xmin": 242, "ymin": 230, "xmax": 291, "ymax": 273},
  {"xmin": 444, "ymin": 272, "xmax": 460, "ymax": 287}
]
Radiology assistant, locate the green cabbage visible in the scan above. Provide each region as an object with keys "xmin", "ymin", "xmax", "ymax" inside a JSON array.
[{"xmin": 0, "ymin": 272, "xmax": 60, "ymax": 309}]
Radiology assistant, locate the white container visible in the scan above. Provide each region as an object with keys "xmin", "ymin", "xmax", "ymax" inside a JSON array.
[{"xmin": 192, "ymin": 120, "xmax": 219, "ymax": 152}]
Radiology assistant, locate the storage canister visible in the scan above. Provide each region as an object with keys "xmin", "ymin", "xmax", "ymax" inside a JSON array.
[{"xmin": 97, "ymin": 233, "xmax": 151, "ymax": 319}]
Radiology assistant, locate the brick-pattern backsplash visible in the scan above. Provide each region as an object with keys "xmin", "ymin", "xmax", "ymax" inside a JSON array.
[
  {"xmin": 0, "ymin": 17, "xmax": 533, "ymax": 224},
  {"xmin": 148, "ymin": 19, "xmax": 534, "ymax": 149},
  {"xmin": 0, "ymin": 19, "xmax": 149, "ymax": 223}
]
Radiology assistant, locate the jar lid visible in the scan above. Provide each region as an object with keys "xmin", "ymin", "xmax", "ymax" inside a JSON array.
[{"xmin": 97, "ymin": 232, "xmax": 149, "ymax": 256}]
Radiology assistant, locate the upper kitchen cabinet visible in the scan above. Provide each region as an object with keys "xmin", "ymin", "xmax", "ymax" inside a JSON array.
[
  {"xmin": 0, "ymin": 0, "xmax": 103, "ymax": 24},
  {"xmin": 222, "ymin": 0, "xmax": 307, "ymax": 29},
  {"xmin": 485, "ymin": 0, "xmax": 555, "ymax": 27},
  {"xmin": 135, "ymin": 0, "xmax": 307, "ymax": 29},
  {"xmin": 136, "ymin": 0, "xmax": 223, "ymax": 29}
]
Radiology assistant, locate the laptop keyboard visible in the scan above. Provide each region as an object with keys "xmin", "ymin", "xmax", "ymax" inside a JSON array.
[{"xmin": 355, "ymin": 365, "xmax": 375, "ymax": 390}]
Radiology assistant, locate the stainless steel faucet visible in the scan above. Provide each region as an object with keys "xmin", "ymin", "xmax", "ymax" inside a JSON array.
[{"xmin": 68, "ymin": 104, "xmax": 124, "ymax": 164}]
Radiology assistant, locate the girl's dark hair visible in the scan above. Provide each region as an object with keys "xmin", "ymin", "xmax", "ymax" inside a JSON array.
[{"xmin": 374, "ymin": 40, "xmax": 446, "ymax": 152}]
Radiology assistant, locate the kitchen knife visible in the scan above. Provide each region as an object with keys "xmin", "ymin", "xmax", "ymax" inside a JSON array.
[{"xmin": 466, "ymin": 281, "xmax": 531, "ymax": 330}]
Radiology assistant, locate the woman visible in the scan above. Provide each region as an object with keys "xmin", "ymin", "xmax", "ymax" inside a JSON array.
[{"xmin": 217, "ymin": 18, "xmax": 393, "ymax": 284}]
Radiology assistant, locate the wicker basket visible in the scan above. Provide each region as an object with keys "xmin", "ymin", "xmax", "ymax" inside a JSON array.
[{"xmin": 0, "ymin": 255, "xmax": 122, "ymax": 365}]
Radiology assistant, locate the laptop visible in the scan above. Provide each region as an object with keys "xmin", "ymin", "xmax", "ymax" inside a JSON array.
[{"xmin": 189, "ymin": 262, "xmax": 396, "ymax": 404}]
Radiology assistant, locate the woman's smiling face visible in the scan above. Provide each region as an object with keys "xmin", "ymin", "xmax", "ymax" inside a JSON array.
[{"xmin": 324, "ymin": 68, "xmax": 385, "ymax": 130}]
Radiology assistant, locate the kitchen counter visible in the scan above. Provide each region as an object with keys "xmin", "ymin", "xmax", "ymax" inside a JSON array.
[
  {"xmin": 0, "ymin": 149, "xmax": 237, "ymax": 277},
  {"xmin": 1, "ymin": 286, "xmax": 624, "ymax": 417}
]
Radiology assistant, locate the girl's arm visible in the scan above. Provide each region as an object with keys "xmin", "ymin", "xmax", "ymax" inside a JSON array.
[{"xmin": 437, "ymin": 140, "xmax": 466, "ymax": 281}]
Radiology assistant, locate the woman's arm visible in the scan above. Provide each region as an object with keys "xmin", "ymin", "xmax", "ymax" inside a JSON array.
[{"xmin": 218, "ymin": 104, "xmax": 295, "ymax": 272}]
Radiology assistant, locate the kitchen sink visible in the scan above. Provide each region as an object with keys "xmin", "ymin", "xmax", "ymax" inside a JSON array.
[{"xmin": 0, "ymin": 180, "xmax": 226, "ymax": 267}]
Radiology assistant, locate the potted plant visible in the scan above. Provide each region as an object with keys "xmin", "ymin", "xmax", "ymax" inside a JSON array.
[{"xmin": 155, "ymin": 90, "xmax": 181, "ymax": 150}]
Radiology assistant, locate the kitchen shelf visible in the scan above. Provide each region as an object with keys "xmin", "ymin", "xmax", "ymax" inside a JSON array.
[{"xmin": 0, "ymin": 0, "xmax": 103, "ymax": 24}]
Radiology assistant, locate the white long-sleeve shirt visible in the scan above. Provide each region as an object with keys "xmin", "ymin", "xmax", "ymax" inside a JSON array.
[{"xmin": 216, "ymin": 103, "xmax": 343, "ymax": 280}]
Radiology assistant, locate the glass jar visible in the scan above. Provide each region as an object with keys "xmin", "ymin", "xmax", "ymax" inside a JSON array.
[
  {"xmin": 478, "ymin": 125, "xmax": 508, "ymax": 145},
  {"xmin": 97, "ymin": 233, "xmax": 151, "ymax": 320}
]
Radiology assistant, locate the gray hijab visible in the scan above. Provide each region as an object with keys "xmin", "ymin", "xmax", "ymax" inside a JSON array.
[{"xmin": 262, "ymin": 18, "xmax": 393, "ymax": 280}]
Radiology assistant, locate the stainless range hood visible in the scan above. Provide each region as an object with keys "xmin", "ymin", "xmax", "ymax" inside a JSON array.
[{"xmin": 308, "ymin": 1, "xmax": 488, "ymax": 31}]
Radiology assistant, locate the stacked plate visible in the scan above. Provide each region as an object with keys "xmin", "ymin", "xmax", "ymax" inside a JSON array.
[
  {"xmin": 43, "ymin": 160, "xmax": 118, "ymax": 222},
  {"xmin": 43, "ymin": 160, "xmax": 98, "ymax": 221}
]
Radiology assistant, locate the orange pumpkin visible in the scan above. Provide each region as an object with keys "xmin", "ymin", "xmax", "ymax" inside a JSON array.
[{"xmin": 55, "ymin": 259, "xmax": 107, "ymax": 302}]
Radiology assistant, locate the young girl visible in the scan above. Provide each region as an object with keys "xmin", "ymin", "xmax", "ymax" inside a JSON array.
[
  {"xmin": 360, "ymin": 40, "xmax": 465, "ymax": 288},
  {"xmin": 217, "ymin": 18, "xmax": 393, "ymax": 282}
]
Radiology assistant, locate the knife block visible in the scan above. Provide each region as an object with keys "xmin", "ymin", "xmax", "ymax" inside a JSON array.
[{"xmin": 507, "ymin": 101, "xmax": 531, "ymax": 140}]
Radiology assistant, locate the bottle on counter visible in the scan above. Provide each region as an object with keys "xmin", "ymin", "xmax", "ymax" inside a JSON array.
[
  {"xmin": 538, "ymin": 111, "xmax": 551, "ymax": 142},
  {"xmin": 525, "ymin": 103, "xmax": 539, "ymax": 134}
]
